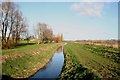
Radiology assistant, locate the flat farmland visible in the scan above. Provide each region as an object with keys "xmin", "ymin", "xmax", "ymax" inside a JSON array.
[{"xmin": 59, "ymin": 42, "xmax": 120, "ymax": 79}]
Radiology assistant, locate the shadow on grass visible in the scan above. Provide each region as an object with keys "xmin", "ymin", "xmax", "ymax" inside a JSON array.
[
  {"xmin": 15, "ymin": 42, "xmax": 36, "ymax": 48},
  {"xmin": 2, "ymin": 75, "xmax": 58, "ymax": 80},
  {"xmin": 1, "ymin": 75, "xmax": 28, "ymax": 80}
]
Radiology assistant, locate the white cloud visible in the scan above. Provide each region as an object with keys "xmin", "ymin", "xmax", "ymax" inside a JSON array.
[{"xmin": 71, "ymin": 2, "xmax": 105, "ymax": 16}]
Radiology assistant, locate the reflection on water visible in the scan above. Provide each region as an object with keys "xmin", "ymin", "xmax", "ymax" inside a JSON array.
[
  {"xmin": 30, "ymin": 46, "xmax": 64, "ymax": 79},
  {"xmin": 56, "ymin": 46, "xmax": 62, "ymax": 53}
]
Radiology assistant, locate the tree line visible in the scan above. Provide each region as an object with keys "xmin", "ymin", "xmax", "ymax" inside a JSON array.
[{"xmin": 0, "ymin": 2, "xmax": 63, "ymax": 49}]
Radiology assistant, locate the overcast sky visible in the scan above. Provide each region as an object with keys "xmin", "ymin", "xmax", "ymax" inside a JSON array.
[{"xmin": 16, "ymin": 1, "xmax": 118, "ymax": 40}]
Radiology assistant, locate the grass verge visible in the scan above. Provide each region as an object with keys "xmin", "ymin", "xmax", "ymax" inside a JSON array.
[{"xmin": 2, "ymin": 42, "xmax": 62, "ymax": 79}]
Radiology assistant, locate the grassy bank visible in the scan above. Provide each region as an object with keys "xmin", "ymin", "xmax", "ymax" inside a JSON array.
[
  {"xmin": 59, "ymin": 43, "xmax": 100, "ymax": 80},
  {"xmin": 59, "ymin": 43, "xmax": 120, "ymax": 79},
  {"xmin": 2, "ymin": 41, "xmax": 62, "ymax": 79}
]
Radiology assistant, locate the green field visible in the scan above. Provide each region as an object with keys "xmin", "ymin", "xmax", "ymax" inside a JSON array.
[
  {"xmin": 59, "ymin": 42, "xmax": 120, "ymax": 79},
  {"xmin": 1, "ymin": 41, "xmax": 120, "ymax": 79},
  {"xmin": 2, "ymin": 41, "xmax": 62, "ymax": 78},
  {"xmin": 83, "ymin": 44, "xmax": 119, "ymax": 63},
  {"xmin": 59, "ymin": 43, "xmax": 100, "ymax": 80}
]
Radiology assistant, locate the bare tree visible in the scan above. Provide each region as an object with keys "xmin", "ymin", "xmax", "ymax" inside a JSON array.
[
  {"xmin": 36, "ymin": 23, "xmax": 53, "ymax": 43},
  {"xmin": 1, "ymin": 2, "xmax": 27, "ymax": 49},
  {"xmin": 14, "ymin": 11, "xmax": 27, "ymax": 44},
  {"xmin": 1, "ymin": 2, "xmax": 12, "ymax": 48}
]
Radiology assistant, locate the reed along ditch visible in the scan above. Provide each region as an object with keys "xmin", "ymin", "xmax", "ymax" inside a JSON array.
[{"xmin": 30, "ymin": 46, "xmax": 64, "ymax": 79}]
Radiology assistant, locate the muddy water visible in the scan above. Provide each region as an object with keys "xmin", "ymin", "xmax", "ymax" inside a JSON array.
[{"xmin": 30, "ymin": 46, "xmax": 64, "ymax": 79}]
